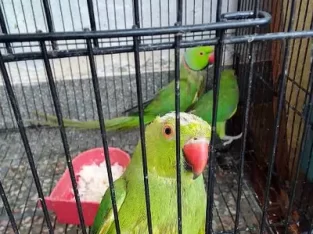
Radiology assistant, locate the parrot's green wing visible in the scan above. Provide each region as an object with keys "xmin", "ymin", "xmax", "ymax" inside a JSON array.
[
  {"xmin": 188, "ymin": 69, "xmax": 239, "ymax": 123},
  {"xmin": 121, "ymin": 98, "xmax": 155, "ymax": 115},
  {"xmin": 91, "ymin": 178, "xmax": 127, "ymax": 234},
  {"xmin": 196, "ymin": 70, "xmax": 208, "ymax": 99},
  {"xmin": 122, "ymin": 74, "xmax": 202, "ymax": 117},
  {"xmin": 142, "ymin": 78, "xmax": 200, "ymax": 116},
  {"xmin": 188, "ymin": 89, "xmax": 238, "ymax": 123}
]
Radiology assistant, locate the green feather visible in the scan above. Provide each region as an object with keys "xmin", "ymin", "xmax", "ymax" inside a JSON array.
[
  {"xmin": 188, "ymin": 68, "xmax": 239, "ymax": 138},
  {"xmin": 91, "ymin": 178, "xmax": 127, "ymax": 234}
]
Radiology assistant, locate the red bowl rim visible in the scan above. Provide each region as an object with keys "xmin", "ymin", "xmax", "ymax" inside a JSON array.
[{"xmin": 43, "ymin": 146, "xmax": 131, "ymax": 205}]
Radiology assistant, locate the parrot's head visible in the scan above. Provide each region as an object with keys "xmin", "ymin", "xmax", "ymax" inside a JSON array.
[
  {"xmin": 144, "ymin": 112, "xmax": 211, "ymax": 180},
  {"xmin": 183, "ymin": 46, "xmax": 215, "ymax": 71}
]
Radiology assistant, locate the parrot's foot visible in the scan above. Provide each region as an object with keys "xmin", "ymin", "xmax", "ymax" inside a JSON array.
[{"xmin": 221, "ymin": 132, "xmax": 243, "ymax": 146}]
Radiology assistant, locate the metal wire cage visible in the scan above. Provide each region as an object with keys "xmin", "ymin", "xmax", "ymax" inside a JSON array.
[{"xmin": 0, "ymin": 0, "xmax": 313, "ymax": 233}]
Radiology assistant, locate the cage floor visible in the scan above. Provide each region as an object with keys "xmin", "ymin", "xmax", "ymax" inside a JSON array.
[{"xmin": 0, "ymin": 127, "xmax": 262, "ymax": 233}]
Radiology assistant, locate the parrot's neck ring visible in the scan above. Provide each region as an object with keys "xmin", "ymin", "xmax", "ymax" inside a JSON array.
[{"xmin": 182, "ymin": 56, "xmax": 190, "ymax": 70}]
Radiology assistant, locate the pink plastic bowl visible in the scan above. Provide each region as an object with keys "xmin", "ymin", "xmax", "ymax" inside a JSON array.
[{"xmin": 40, "ymin": 147, "xmax": 131, "ymax": 226}]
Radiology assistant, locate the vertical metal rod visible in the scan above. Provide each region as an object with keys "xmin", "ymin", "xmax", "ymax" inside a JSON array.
[
  {"xmin": 41, "ymin": 0, "xmax": 58, "ymax": 50},
  {"xmin": 132, "ymin": 28, "xmax": 153, "ymax": 234},
  {"xmin": 138, "ymin": 0, "xmax": 149, "ymax": 101},
  {"xmin": 39, "ymin": 38, "xmax": 87, "ymax": 233},
  {"xmin": 148, "ymin": 0, "xmax": 156, "ymax": 95},
  {"xmin": 113, "ymin": 0, "xmax": 128, "ymax": 111},
  {"xmin": 167, "ymin": 0, "xmax": 171, "ymax": 84},
  {"xmin": 233, "ymin": 0, "xmax": 243, "ymax": 67},
  {"xmin": 234, "ymin": 2, "xmax": 258, "ymax": 233},
  {"xmin": 86, "ymin": 0, "xmax": 99, "ymax": 47},
  {"xmin": 132, "ymin": 0, "xmax": 152, "ymax": 232},
  {"xmin": 234, "ymin": 43, "xmax": 255, "ymax": 234},
  {"xmin": 158, "ymin": 0, "xmax": 163, "ymax": 88},
  {"xmin": 0, "ymin": 5, "xmax": 12, "ymax": 54},
  {"xmin": 132, "ymin": 0, "xmax": 141, "ymax": 42},
  {"xmin": 175, "ymin": 0, "xmax": 183, "ymax": 232},
  {"xmin": 253, "ymin": 0, "xmax": 259, "ymax": 16},
  {"xmin": 205, "ymin": 0, "xmax": 223, "ymax": 232},
  {"xmin": 259, "ymin": 0, "xmax": 297, "ymax": 232},
  {"xmin": 176, "ymin": 0, "xmax": 183, "ymax": 23},
  {"xmin": 250, "ymin": 0, "xmax": 267, "ymax": 133},
  {"xmin": 276, "ymin": 0, "xmax": 291, "ymax": 72},
  {"xmin": 121, "ymin": 0, "xmax": 134, "ymax": 107},
  {"xmin": 0, "ymin": 180, "xmax": 19, "ymax": 233},
  {"xmin": 85, "ymin": 29, "xmax": 121, "ymax": 233},
  {"xmin": 0, "ymin": 51, "xmax": 53, "ymax": 233}
]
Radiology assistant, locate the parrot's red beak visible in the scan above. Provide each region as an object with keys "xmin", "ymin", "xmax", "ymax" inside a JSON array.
[
  {"xmin": 208, "ymin": 53, "xmax": 215, "ymax": 64},
  {"xmin": 183, "ymin": 138, "xmax": 209, "ymax": 179}
]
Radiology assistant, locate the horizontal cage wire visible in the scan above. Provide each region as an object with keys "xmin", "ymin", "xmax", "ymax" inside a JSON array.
[{"xmin": 0, "ymin": 0, "xmax": 313, "ymax": 233}]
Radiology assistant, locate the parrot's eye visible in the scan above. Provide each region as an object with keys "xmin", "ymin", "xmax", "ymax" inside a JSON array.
[
  {"xmin": 163, "ymin": 124, "xmax": 175, "ymax": 139},
  {"xmin": 165, "ymin": 127, "xmax": 171, "ymax": 135},
  {"xmin": 200, "ymin": 52, "xmax": 203, "ymax": 56}
]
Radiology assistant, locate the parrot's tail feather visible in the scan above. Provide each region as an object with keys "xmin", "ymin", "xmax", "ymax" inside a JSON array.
[
  {"xmin": 31, "ymin": 112, "xmax": 156, "ymax": 132},
  {"xmin": 27, "ymin": 120, "xmax": 59, "ymax": 128},
  {"xmin": 34, "ymin": 112, "xmax": 84, "ymax": 126},
  {"xmin": 28, "ymin": 119, "xmax": 100, "ymax": 129},
  {"xmin": 30, "ymin": 112, "xmax": 101, "ymax": 129}
]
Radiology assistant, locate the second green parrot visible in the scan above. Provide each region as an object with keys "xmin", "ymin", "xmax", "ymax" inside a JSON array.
[
  {"xmin": 30, "ymin": 46, "xmax": 215, "ymax": 131},
  {"xmin": 91, "ymin": 112, "xmax": 211, "ymax": 234}
]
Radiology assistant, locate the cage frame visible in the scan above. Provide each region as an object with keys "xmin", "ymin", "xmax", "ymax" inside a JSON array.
[{"xmin": 0, "ymin": 0, "xmax": 313, "ymax": 233}]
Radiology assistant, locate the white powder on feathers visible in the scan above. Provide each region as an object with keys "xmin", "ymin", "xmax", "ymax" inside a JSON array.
[{"xmin": 72, "ymin": 162, "xmax": 125, "ymax": 202}]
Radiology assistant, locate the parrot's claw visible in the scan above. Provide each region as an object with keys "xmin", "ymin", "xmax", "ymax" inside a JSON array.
[{"xmin": 221, "ymin": 132, "xmax": 243, "ymax": 146}]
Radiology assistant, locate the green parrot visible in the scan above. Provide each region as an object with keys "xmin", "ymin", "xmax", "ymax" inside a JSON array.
[
  {"xmin": 187, "ymin": 68, "xmax": 242, "ymax": 146},
  {"xmin": 30, "ymin": 46, "xmax": 215, "ymax": 130},
  {"xmin": 91, "ymin": 112, "xmax": 211, "ymax": 234}
]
